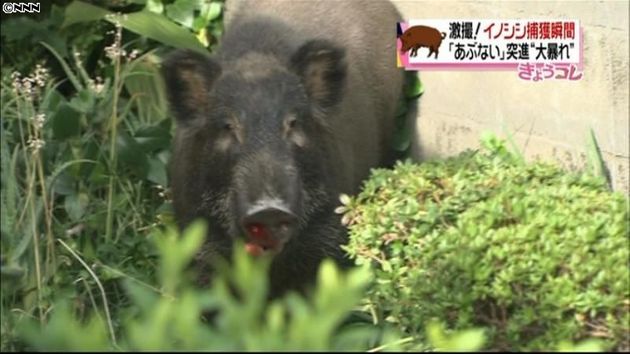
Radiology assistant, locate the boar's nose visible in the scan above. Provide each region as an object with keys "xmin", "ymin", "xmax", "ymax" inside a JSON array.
[{"xmin": 241, "ymin": 200, "xmax": 298, "ymax": 246}]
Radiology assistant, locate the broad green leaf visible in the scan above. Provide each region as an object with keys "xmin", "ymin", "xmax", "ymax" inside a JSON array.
[
  {"xmin": 52, "ymin": 103, "xmax": 82, "ymax": 140},
  {"xmin": 65, "ymin": 193, "xmax": 89, "ymax": 222},
  {"xmin": 557, "ymin": 339, "xmax": 605, "ymax": 352},
  {"xmin": 202, "ymin": 2, "xmax": 222, "ymax": 22},
  {"xmin": 51, "ymin": 171, "xmax": 77, "ymax": 196},
  {"xmin": 88, "ymin": 162, "xmax": 109, "ymax": 187},
  {"xmin": 40, "ymin": 42, "xmax": 83, "ymax": 91},
  {"xmin": 0, "ymin": 17, "xmax": 45, "ymax": 41},
  {"xmin": 134, "ymin": 125, "xmax": 171, "ymax": 152},
  {"xmin": 180, "ymin": 221, "xmax": 206, "ymax": 261},
  {"xmin": 63, "ymin": 1, "xmax": 207, "ymax": 53},
  {"xmin": 0, "ymin": 135, "xmax": 18, "ymax": 236},
  {"xmin": 0, "ymin": 264, "xmax": 24, "ymax": 278},
  {"xmin": 124, "ymin": 58, "xmax": 168, "ymax": 124},
  {"xmin": 116, "ymin": 131, "xmax": 149, "ymax": 178},
  {"xmin": 120, "ymin": 9, "xmax": 208, "ymax": 53},
  {"xmin": 146, "ymin": 0, "xmax": 164, "ymax": 13},
  {"xmin": 42, "ymin": 89, "xmax": 66, "ymax": 115},
  {"xmin": 392, "ymin": 124, "xmax": 411, "ymax": 152},
  {"xmin": 46, "ymin": 159, "xmax": 96, "ymax": 196},
  {"xmin": 122, "ymin": 11, "xmax": 208, "ymax": 53},
  {"xmin": 316, "ymin": 260, "xmax": 341, "ymax": 306},
  {"xmin": 405, "ymin": 73, "xmax": 424, "ymax": 98},
  {"xmin": 147, "ymin": 156, "xmax": 168, "ymax": 186},
  {"xmin": 501, "ymin": 123, "xmax": 525, "ymax": 163},
  {"xmin": 123, "ymin": 280, "xmax": 160, "ymax": 315},
  {"xmin": 68, "ymin": 89, "xmax": 95, "ymax": 114},
  {"xmin": 447, "ymin": 329, "xmax": 486, "ymax": 352},
  {"xmin": 192, "ymin": 16, "xmax": 208, "ymax": 32},
  {"xmin": 62, "ymin": 0, "xmax": 110, "ymax": 28},
  {"xmin": 395, "ymin": 98, "xmax": 409, "ymax": 118},
  {"xmin": 165, "ymin": 0, "xmax": 197, "ymax": 29},
  {"xmin": 586, "ymin": 128, "xmax": 609, "ymax": 186},
  {"xmin": 18, "ymin": 301, "xmax": 110, "ymax": 351},
  {"xmin": 195, "ymin": 27, "xmax": 210, "ymax": 47}
]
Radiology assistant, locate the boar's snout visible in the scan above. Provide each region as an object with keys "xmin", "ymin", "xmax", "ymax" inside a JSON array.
[
  {"xmin": 232, "ymin": 150, "xmax": 303, "ymax": 256},
  {"xmin": 241, "ymin": 199, "xmax": 299, "ymax": 255}
]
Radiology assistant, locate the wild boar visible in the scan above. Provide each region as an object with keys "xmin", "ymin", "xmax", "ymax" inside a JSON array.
[
  {"xmin": 161, "ymin": 0, "xmax": 405, "ymax": 298},
  {"xmin": 399, "ymin": 25, "xmax": 447, "ymax": 59}
]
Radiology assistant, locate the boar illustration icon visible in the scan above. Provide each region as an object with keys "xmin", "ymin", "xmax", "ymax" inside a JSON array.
[{"xmin": 399, "ymin": 25, "xmax": 447, "ymax": 59}]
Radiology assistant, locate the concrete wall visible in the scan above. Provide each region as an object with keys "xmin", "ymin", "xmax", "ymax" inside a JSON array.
[{"xmin": 392, "ymin": 0, "xmax": 629, "ymax": 193}]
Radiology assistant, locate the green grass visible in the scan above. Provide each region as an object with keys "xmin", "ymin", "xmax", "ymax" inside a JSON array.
[{"xmin": 1, "ymin": 10, "xmax": 174, "ymax": 351}]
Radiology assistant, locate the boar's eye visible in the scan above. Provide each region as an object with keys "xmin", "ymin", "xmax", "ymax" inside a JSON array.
[
  {"xmin": 223, "ymin": 122, "xmax": 234, "ymax": 131},
  {"xmin": 284, "ymin": 114, "xmax": 306, "ymax": 147},
  {"xmin": 215, "ymin": 119, "xmax": 243, "ymax": 149},
  {"xmin": 286, "ymin": 116, "xmax": 297, "ymax": 129},
  {"xmin": 221, "ymin": 114, "xmax": 240, "ymax": 133},
  {"xmin": 283, "ymin": 114, "xmax": 299, "ymax": 135}
]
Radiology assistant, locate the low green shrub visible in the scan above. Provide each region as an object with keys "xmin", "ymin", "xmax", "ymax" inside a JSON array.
[
  {"xmin": 342, "ymin": 134, "xmax": 629, "ymax": 351},
  {"xmin": 16, "ymin": 221, "xmax": 407, "ymax": 352}
]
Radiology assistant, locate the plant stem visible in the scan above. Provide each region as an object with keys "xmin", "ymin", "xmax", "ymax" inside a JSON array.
[
  {"xmin": 58, "ymin": 239, "xmax": 117, "ymax": 346},
  {"xmin": 34, "ymin": 124, "xmax": 55, "ymax": 274},
  {"xmin": 14, "ymin": 98, "xmax": 33, "ymax": 229},
  {"xmin": 105, "ymin": 24, "xmax": 123, "ymax": 242},
  {"xmin": 27, "ymin": 151, "xmax": 44, "ymax": 326},
  {"xmin": 17, "ymin": 92, "xmax": 45, "ymax": 326}
]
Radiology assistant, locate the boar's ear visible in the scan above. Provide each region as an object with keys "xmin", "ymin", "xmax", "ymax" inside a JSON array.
[
  {"xmin": 291, "ymin": 40, "xmax": 347, "ymax": 111},
  {"xmin": 161, "ymin": 49, "xmax": 222, "ymax": 123}
]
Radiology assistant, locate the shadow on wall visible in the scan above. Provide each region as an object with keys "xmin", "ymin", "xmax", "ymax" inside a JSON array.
[{"xmin": 407, "ymin": 88, "xmax": 422, "ymax": 161}]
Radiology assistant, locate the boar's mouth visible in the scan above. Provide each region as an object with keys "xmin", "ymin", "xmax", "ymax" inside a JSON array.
[
  {"xmin": 243, "ymin": 224, "xmax": 283, "ymax": 256},
  {"xmin": 240, "ymin": 202, "xmax": 298, "ymax": 257}
]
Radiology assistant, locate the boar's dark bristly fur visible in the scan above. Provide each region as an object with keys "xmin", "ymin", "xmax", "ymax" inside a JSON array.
[{"xmin": 162, "ymin": 0, "xmax": 405, "ymax": 299}]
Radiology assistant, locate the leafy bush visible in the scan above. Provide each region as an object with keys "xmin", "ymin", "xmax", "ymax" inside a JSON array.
[
  {"xmin": 342, "ymin": 134, "xmax": 629, "ymax": 351},
  {"xmin": 16, "ymin": 221, "xmax": 407, "ymax": 351}
]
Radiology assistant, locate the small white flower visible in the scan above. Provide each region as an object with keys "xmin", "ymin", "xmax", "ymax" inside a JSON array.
[
  {"xmin": 73, "ymin": 51, "xmax": 84, "ymax": 66},
  {"xmin": 104, "ymin": 14, "xmax": 124, "ymax": 62},
  {"xmin": 105, "ymin": 45, "xmax": 120, "ymax": 60},
  {"xmin": 334, "ymin": 205, "xmax": 347, "ymax": 214},
  {"xmin": 88, "ymin": 76, "xmax": 105, "ymax": 95},
  {"xmin": 65, "ymin": 223, "xmax": 85, "ymax": 236},
  {"xmin": 93, "ymin": 82, "xmax": 105, "ymax": 94},
  {"xmin": 21, "ymin": 78, "xmax": 34, "ymax": 95},
  {"xmin": 104, "ymin": 13, "xmax": 118, "ymax": 22},
  {"xmin": 11, "ymin": 71, "xmax": 22, "ymax": 93},
  {"xmin": 27, "ymin": 138, "xmax": 45, "ymax": 153},
  {"xmin": 339, "ymin": 193, "xmax": 351, "ymax": 206},
  {"xmin": 32, "ymin": 113, "xmax": 46, "ymax": 129},
  {"xmin": 128, "ymin": 49, "xmax": 140, "ymax": 61},
  {"xmin": 33, "ymin": 64, "xmax": 49, "ymax": 87}
]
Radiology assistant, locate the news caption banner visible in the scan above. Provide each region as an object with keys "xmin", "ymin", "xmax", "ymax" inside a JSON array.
[{"xmin": 397, "ymin": 19, "xmax": 583, "ymax": 82}]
